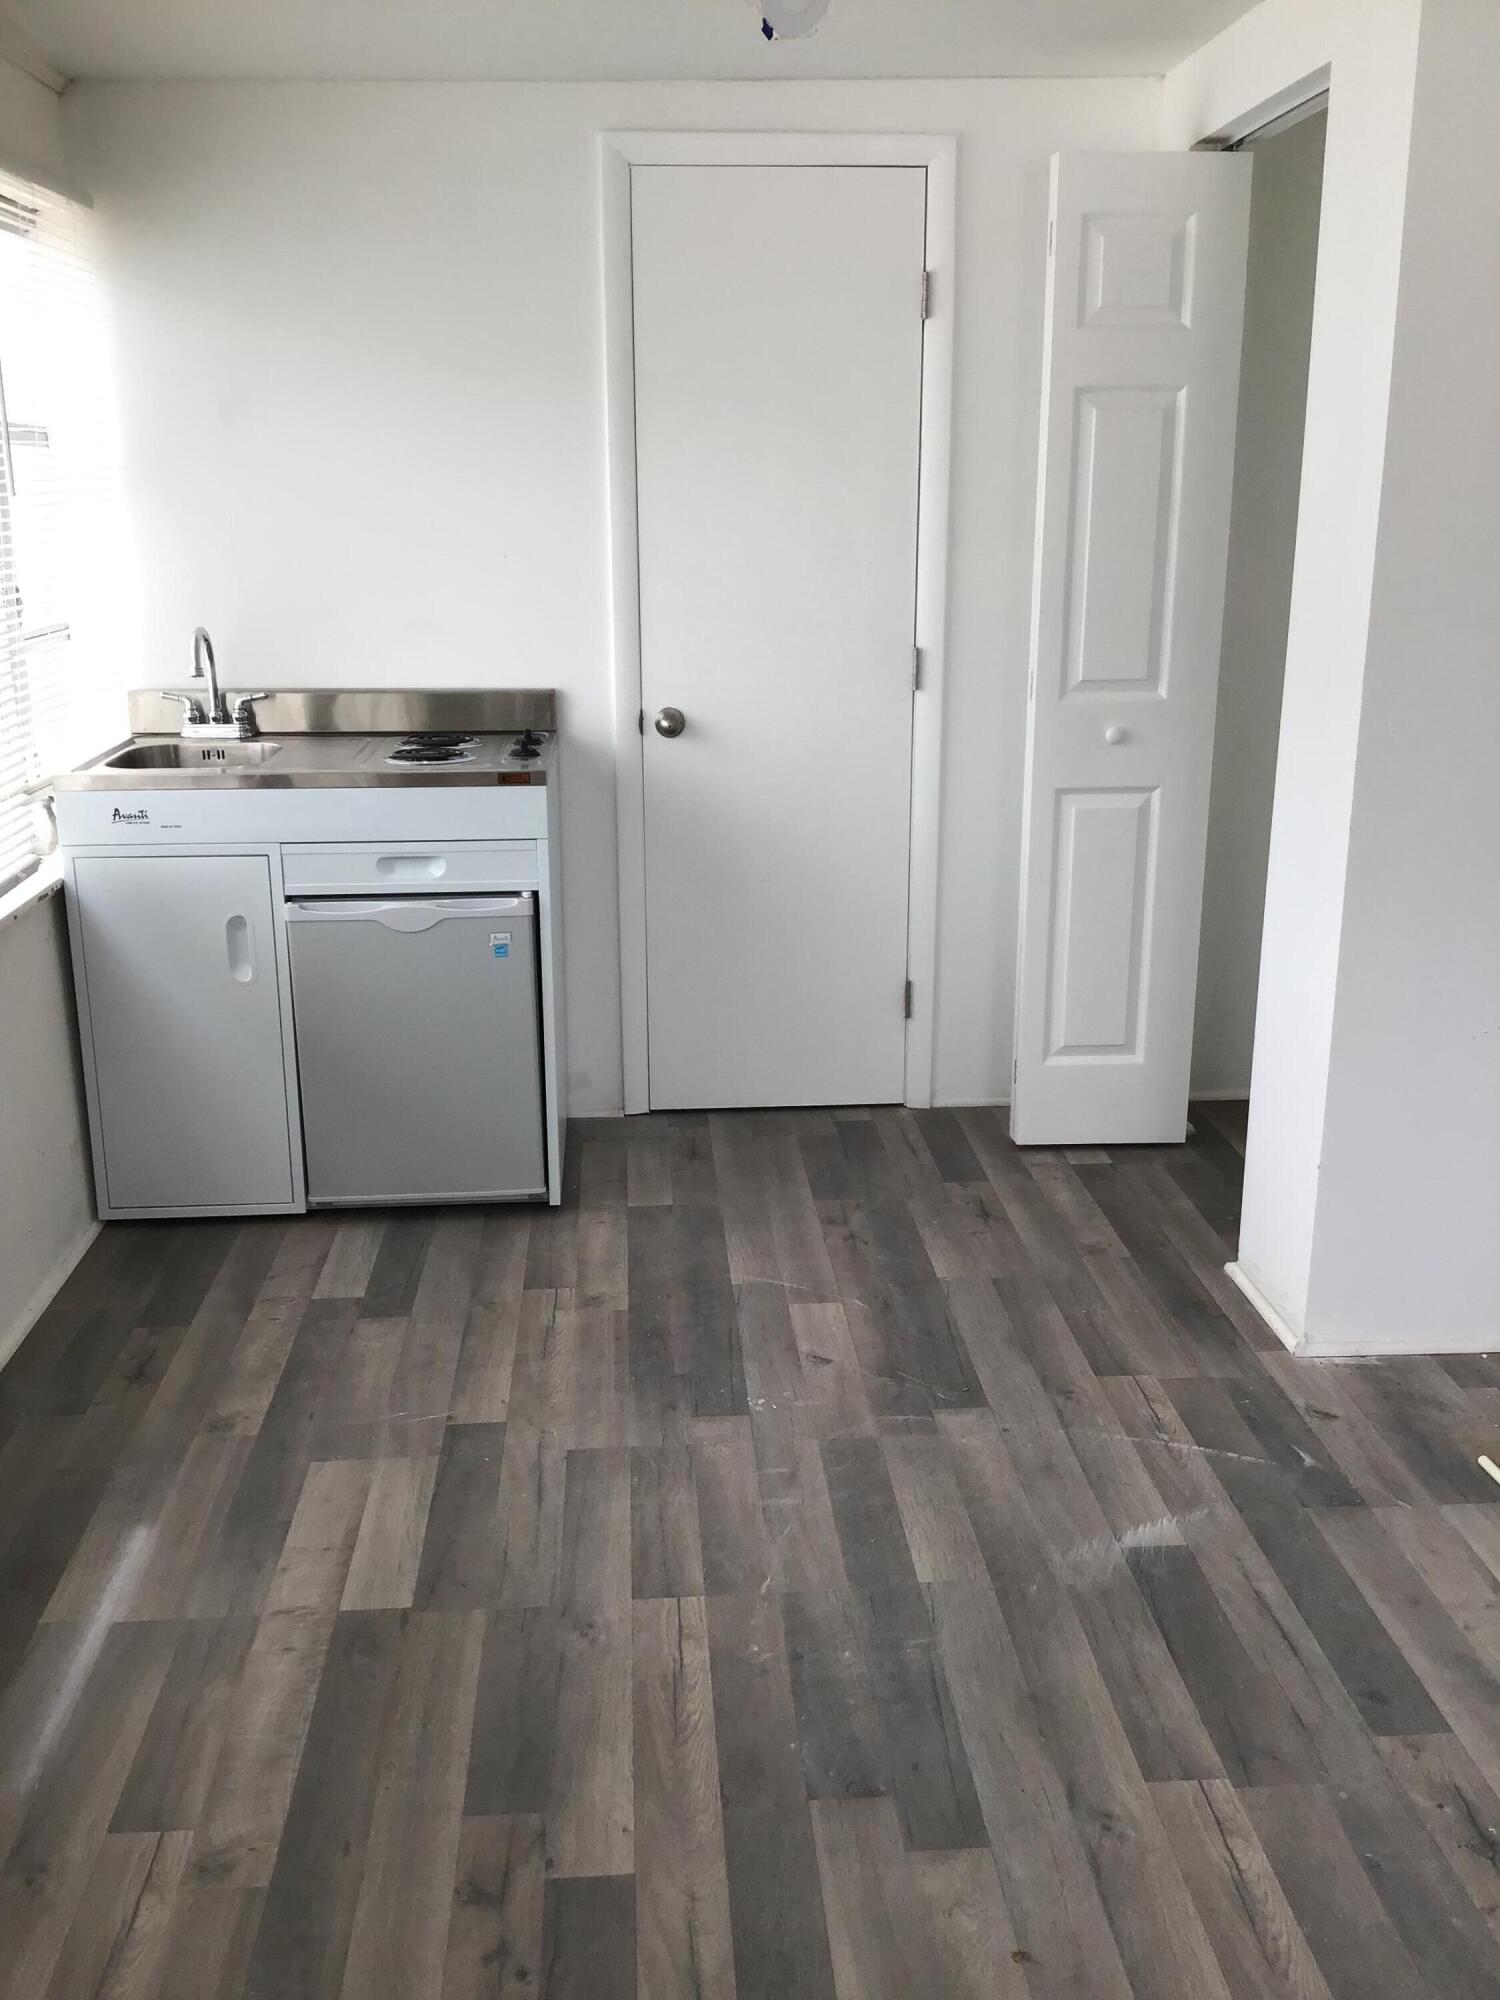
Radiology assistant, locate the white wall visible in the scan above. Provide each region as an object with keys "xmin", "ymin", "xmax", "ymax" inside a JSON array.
[
  {"xmin": 1192, "ymin": 109, "xmax": 1325, "ymax": 1095},
  {"xmin": 1161, "ymin": 3, "xmax": 1333, "ymax": 146},
  {"xmin": 61, "ymin": 76, "xmax": 1160, "ymax": 1116},
  {"xmin": 1305, "ymin": 0, "xmax": 1500, "ymax": 1351},
  {"xmin": 0, "ymin": 50, "xmax": 69, "ymax": 190},
  {"xmin": 1174, "ymin": 0, "xmax": 1500, "ymax": 1354},
  {"xmin": 1166, "ymin": 0, "xmax": 1424, "ymax": 1339},
  {"xmin": 0, "ymin": 894, "xmax": 96, "ymax": 1365},
  {"xmin": 0, "ymin": 60, "xmax": 98, "ymax": 1367}
]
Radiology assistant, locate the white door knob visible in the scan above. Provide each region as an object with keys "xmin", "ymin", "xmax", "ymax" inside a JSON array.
[{"xmin": 1103, "ymin": 724, "xmax": 1128, "ymax": 746}]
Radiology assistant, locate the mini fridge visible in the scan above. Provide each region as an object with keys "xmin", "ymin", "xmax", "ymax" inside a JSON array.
[{"xmin": 285, "ymin": 892, "xmax": 547, "ymax": 1203}]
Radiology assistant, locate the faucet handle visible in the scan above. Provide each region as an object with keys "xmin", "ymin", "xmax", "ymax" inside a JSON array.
[
  {"xmin": 231, "ymin": 693, "xmax": 268, "ymax": 739},
  {"xmin": 158, "ymin": 690, "xmax": 205, "ymax": 727}
]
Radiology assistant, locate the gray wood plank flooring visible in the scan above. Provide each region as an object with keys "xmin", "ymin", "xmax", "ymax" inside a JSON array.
[{"xmin": 1, "ymin": 1102, "xmax": 1498, "ymax": 1997}]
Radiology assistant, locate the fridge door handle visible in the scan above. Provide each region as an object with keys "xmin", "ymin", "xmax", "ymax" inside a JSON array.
[
  {"xmin": 285, "ymin": 896, "xmax": 532, "ymax": 932},
  {"xmin": 286, "ymin": 899, "xmax": 426, "ymax": 924}
]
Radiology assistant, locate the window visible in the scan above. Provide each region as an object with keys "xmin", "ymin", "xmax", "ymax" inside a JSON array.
[{"xmin": 0, "ymin": 169, "xmax": 130, "ymax": 896}]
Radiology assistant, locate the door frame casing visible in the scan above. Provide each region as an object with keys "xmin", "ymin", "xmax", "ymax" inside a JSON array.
[{"xmin": 600, "ymin": 129, "xmax": 957, "ymax": 1114}]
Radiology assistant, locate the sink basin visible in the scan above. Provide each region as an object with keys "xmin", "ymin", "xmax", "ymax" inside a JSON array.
[
  {"xmin": 104, "ymin": 740, "xmax": 283, "ymax": 770},
  {"xmin": 50, "ymin": 727, "xmax": 522, "ymax": 792}
]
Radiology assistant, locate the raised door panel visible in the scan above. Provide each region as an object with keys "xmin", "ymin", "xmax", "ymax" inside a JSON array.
[
  {"xmin": 74, "ymin": 854, "xmax": 294, "ymax": 1210},
  {"xmin": 1047, "ymin": 788, "xmax": 1157, "ymax": 1057},
  {"xmin": 1079, "ymin": 210, "xmax": 1197, "ymax": 328},
  {"xmin": 1064, "ymin": 388, "xmax": 1184, "ymax": 695}
]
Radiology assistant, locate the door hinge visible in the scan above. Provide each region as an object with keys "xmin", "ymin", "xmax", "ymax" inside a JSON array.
[
  {"xmin": 637, "ymin": 708, "xmax": 644, "ymax": 735},
  {"xmin": 904, "ymin": 979, "xmax": 914, "ymax": 1021},
  {"xmin": 911, "ymin": 645, "xmax": 922, "ymax": 693},
  {"xmin": 920, "ymin": 270, "xmax": 932, "ymax": 320}
]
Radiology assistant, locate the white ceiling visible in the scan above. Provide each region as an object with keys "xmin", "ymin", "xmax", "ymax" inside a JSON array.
[{"xmin": 5, "ymin": 0, "xmax": 1256, "ymax": 85}]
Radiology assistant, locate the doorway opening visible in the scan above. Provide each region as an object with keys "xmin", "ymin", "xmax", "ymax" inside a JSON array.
[{"xmin": 1190, "ymin": 103, "xmax": 1328, "ymax": 1166}]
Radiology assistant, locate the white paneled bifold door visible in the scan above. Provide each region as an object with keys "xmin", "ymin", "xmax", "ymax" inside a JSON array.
[
  {"xmin": 1011, "ymin": 152, "xmax": 1253, "ymax": 1146},
  {"xmin": 631, "ymin": 164, "xmax": 926, "ymax": 1110}
]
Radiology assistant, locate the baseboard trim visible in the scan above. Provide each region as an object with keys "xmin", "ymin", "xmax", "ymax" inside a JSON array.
[
  {"xmin": 0, "ymin": 1220, "xmax": 102, "ymax": 1376},
  {"xmin": 1224, "ymin": 1260, "xmax": 1304, "ymax": 1355},
  {"xmin": 1281, "ymin": 1329, "xmax": 1500, "ymax": 1359},
  {"xmin": 1226, "ymin": 1257, "xmax": 1500, "ymax": 1358}
]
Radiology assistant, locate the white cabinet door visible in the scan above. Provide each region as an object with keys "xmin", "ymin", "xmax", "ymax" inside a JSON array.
[
  {"xmin": 632, "ymin": 164, "xmax": 926, "ymax": 1109},
  {"xmin": 1012, "ymin": 152, "xmax": 1252, "ymax": 1145},
  {"xmin": 73, "ymin": 854, "xmax": 295, "ymax": 1210}
]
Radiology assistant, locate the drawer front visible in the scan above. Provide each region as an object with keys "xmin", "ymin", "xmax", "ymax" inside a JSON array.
[{"xmin": 280, "ymin": 840, "xmax": 538, "ymax": 895}]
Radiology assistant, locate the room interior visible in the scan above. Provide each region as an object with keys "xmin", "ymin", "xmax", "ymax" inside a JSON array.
[{"xmin": 0, "ymin": 2, "xmax": 1496, "ymax": 1995}]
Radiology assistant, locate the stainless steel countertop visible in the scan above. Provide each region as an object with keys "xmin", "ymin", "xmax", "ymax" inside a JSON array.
[{"xmin": 50, "ymin": 731, "xmax": 556, "ymax": 792}]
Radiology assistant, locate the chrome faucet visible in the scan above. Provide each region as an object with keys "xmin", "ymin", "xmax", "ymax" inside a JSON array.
[
  {"xmin": 158, "ymin": 628, "xmax": 266, "ymax": 740},
  {"xmin": 193, "ymin": 626, "xmax": 226, "ymax": 725}
]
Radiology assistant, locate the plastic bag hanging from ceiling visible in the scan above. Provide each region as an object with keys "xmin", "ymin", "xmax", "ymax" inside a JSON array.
[{"xmin": 760, "ymin": 0, "xmax": 831, "ymax": 40}]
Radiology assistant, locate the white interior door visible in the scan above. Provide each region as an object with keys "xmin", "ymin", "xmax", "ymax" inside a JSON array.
[
  {"xmin": 1011, "ymin": 151, "xmax": 1252, "ymax": 1145},
  {"xmin": 631, "ymin": 164, "xmax": 926, "ymax": 1110}
]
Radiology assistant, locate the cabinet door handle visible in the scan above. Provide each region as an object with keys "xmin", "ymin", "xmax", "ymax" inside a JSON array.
[{"xmin": 226, "ymin": 913, "xmax": 255, "ymax": 983}]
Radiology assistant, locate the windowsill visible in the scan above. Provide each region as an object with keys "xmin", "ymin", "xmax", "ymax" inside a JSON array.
[{"xmin": 0, "ymin": 856, "xmax": 64, "ymax": 933}]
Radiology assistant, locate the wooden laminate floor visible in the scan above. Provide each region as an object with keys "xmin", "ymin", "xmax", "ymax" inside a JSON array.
[{"xmin": 2, "ymin": 1104, "xmax": 1500, "ymax": 1999}]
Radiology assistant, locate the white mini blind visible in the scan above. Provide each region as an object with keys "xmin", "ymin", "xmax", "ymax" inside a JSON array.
[{"xmin": 0, "ymin": 169, "xmax": 131, "ymax": 895}]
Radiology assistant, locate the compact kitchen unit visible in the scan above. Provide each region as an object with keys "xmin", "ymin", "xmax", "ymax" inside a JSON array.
[{"xmin": 50, "ymin": 689, "xmax": 565, "ymax": 1218}]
